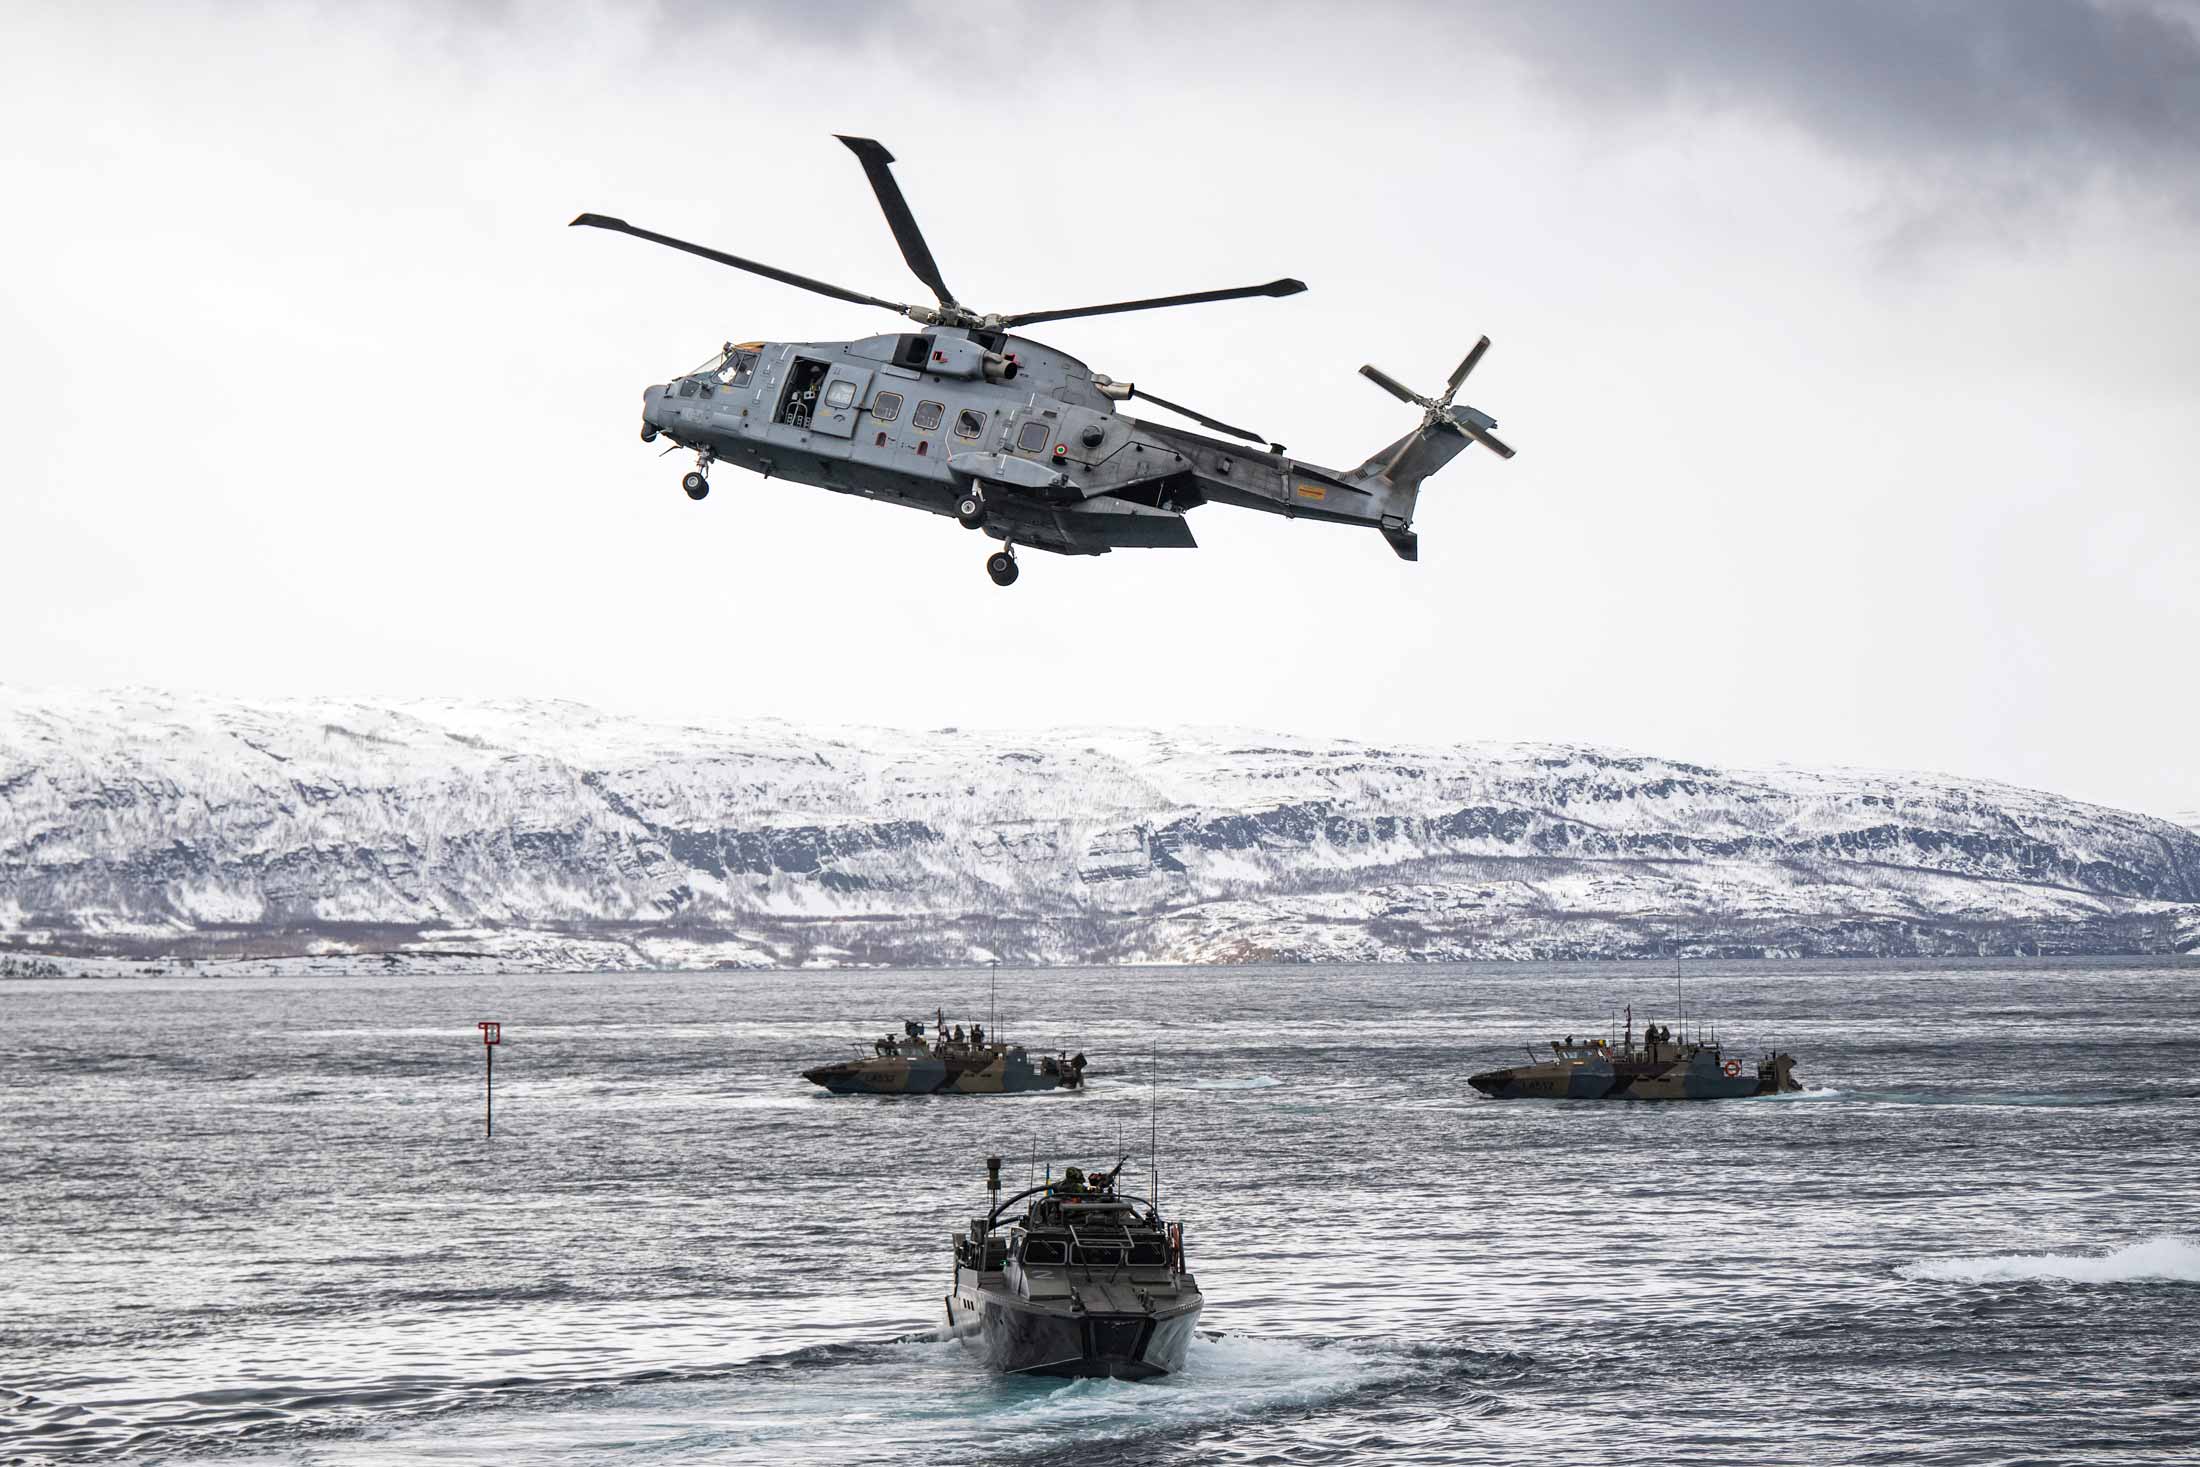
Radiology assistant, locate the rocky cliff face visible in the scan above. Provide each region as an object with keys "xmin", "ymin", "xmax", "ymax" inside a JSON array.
[{"xmin": 2, "ymin": 687, "xmax": 2194, "ymax": 969}]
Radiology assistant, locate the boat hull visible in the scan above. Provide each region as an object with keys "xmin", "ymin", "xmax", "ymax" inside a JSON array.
[
  {"xmin": 802, "ymin": 1049, "xmax": 1082, "ymax": 1096},
  {"xmin": 1470, "ymin": 1052, "xmax": 1803, "ymax": 1101},
  {"xmin": 1467, "ymin": 1058, "xmax": 1615, "ymax": 1099},
  {"xmin": 962, "ymin": 1293, "xmax": 1201, "ymax": 1379}
]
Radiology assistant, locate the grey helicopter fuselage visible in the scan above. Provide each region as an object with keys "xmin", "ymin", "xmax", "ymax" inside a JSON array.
[
  {"xmin": 643, "ymin": 324, "xmax": 1454, "ymax": 564},
  {"xmin": 580, "ymin": 133, "xmax": 1513, "ymax": 585}
]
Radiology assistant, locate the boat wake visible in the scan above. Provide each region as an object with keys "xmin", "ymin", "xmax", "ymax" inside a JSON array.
[
  {"xmin": 1835, "ymin": 1086, "xmax": 2198, "ymax": 1109},
  {"xmin": 1189, "ymin": 1076, "xmax": 1283, "ymax": 1091},
  {"xmin": 0, "ymin": 1330, "xmax": 1526, "ymax": 1466},
  {"xmin": 1897, "ymin": 1235, "xmax": 2200, "ymax": 1285}
]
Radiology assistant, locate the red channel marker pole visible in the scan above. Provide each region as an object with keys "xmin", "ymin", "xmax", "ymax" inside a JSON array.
[{"xmin": 479, "ymin": 1021, "xmax": 501, "ymax": 1137}]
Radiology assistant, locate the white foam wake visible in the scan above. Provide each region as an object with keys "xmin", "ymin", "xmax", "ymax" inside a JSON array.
[
  {"xmin": 962, "ymin": 1333, "xmax": 1373, "ymax": 1446},
  {"xmin": 1190, "ymin": 1076, "xmax": 1283, "ymax": 1091},
  {"xmin": 1899, "ymin": 1235, "xmax": 2200, "ymax": 1284}
]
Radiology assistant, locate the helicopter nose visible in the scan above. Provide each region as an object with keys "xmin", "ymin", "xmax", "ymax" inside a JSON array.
[{"xmin": 641, "ymin": 383, "xmax": 668, "ymax": 438}]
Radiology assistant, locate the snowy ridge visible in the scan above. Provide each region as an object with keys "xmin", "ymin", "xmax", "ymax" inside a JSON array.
[{"xmin": 1, "ymin": 686, "xmax": 2195, "ymax": 970}]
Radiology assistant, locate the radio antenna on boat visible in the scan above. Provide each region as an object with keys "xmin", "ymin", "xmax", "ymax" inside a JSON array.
[{"xmin": 1150, "ymin": 1046, "xmax": 1160, "ymax": 1211}]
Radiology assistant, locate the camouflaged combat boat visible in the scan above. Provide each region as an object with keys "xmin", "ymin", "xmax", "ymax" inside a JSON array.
[
  {"xmin": 945, "ymin": 1156, "xmax": 1201, "ymax": 1379},
  {"xmin": 1469, "ymin": 1012, "xmax": 1800, "ymax": 1101},
  {"xmin": 801, "ymin": 1013, "xmax": 1086, "ymax": 1096}
]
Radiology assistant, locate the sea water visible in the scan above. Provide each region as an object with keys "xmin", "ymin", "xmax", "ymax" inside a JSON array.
[{"xmin": 3, "ymin": 959, "xmax": 2196, "ymax": 1464}]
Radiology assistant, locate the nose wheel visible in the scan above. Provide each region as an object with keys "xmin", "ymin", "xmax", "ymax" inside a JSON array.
[
  {"xmin": 985, "ymin": 548, "xmax": 1019, "ymax": 587},
  {"xmin": 681, "ymin": 450, "xmax": 714, "ymax": 501}
]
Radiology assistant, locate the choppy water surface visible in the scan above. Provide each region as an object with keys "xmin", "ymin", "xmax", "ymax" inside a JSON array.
[{"xmin": 4, "ymin": 959, "xmax": 2197, "ymax": 1465}]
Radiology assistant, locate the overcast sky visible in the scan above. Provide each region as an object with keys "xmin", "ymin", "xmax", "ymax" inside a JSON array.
[{"xmin": 6, "ymin": 1, "xmax": 2197, "ymax": 818}]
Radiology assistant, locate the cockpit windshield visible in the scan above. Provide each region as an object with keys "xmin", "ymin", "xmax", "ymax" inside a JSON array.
[{"xmin": 687, "ymin": 342, "xmax": 762, "ymax": 389}]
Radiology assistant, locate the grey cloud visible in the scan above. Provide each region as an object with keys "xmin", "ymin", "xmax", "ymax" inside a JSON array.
[
  {"xmin": 305, "ymin": 0, "xmax": 2200, "ymax": 200},
  {"xmin": 1466, "ymin": 1, "xmax": 2200, "ymax": 195}
]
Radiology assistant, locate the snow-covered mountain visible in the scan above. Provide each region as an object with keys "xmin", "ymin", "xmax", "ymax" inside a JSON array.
[{"xmin": 1, "ymin": 686, "xmax": 2194, "ymax": 971}]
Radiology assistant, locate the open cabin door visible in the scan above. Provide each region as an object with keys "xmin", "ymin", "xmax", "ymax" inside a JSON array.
[{"xmin": 811, "ymin": 363, "xmax": 873, "ymax": 439}]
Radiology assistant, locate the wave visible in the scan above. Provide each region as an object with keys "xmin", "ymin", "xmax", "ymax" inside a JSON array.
[
  {"xmin": 1839, "ymin": 1087, "xmax": 2198, "ymax": 1109},
  {"xmin": 956, "ymin": 1333, "xmax": 1381, "ymax": 1464},
  {"xmin": 1898, "ymin": 1235, "xmax": 2200, "ymax": 1285},
  {"xmin": 1189, "ymin": 1076, "xmax": 1282, "ymax": 1091}
]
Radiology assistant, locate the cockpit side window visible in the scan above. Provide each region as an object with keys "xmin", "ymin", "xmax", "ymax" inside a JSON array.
[{"xmin": 718, "ymin": 349, "xmax": 759, "ymax": 389}]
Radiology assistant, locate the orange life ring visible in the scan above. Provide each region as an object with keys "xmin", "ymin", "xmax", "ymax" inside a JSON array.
[{"xmin": 1723, "ymin": 1060, "xmax": 1741, "ymax": 1077}]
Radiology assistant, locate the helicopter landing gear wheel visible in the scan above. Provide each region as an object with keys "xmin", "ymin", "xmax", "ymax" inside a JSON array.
[
  {"xmin": 681, "ymin": 470, "xmax": 709, "ymax": 500},
  {"xmin": 955, "ymin": 487, "xmax": 988, "ymax": 530},
  {"xmin": 641, "ymin": 424, "xmax": 658, "ymax": 443},
  {"xmin": 985, "ymin": 549, "xmax": 1019, "ymax": 587}
]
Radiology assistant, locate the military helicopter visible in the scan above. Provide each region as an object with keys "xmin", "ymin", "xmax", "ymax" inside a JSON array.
[{"xmin": 572, "ymin": 135, "xmax": 1513, "ymax": 586}]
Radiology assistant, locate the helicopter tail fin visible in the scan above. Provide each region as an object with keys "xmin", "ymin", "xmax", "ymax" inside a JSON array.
[
  {"xmin": 1346, "ymin": 420, "xmax": 1477, "ymax": 562},
  {"xmin": 1352, "ymin": 421, "xmax": 1478, "ymax": 496}
]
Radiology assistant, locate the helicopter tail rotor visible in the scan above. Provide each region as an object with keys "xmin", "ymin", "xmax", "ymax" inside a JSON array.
[
  {"xmin": 1359, "ymin": 336, "xmax": 1515, "ymax": 469},
  {"xmin": 1346, "ymin": 337, "xmax": 1514, "ymax": 558}
]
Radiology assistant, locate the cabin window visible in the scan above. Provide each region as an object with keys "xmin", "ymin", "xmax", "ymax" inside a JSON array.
[
  {"xmin": 1016, "ymin": 421, "xmax": 1049, "ymax": 454},
  {"xmin": 871, "ymin": 390, "xmax": 903, "ymax": 423},
  {"xmin": 824, "ymin": 379, "xmax": 858, "ymax": 409},
  {"xmin": 912, "ymin": 400, "xmax": 944, "ymax": 432},
  {"xmin": 954, "ymin": 409, "xmax": 985, "ymax": 441},
  {"xmin": 1024, "ymin": 1238, "xmax": 1067, "ymax": 1265}
]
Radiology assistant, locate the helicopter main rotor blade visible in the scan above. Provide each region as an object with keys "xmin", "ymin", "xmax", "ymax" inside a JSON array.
[
  {"xmin": 568, "ymin": 214, "xmax": 912, "ymax": 315},
  {"xmin": 1359, "ymin": 364, "xmax": 1422, "ymax": 406},
  {"xmin": 834, "ymin": 136, "xmax": 961, "ymax": 313},
  {"xmin": 1129, "ymin": 387, "xmax": 1267, "ymax": 446},
  {"xmin": 1445, "ymin": 336, "xmax": 1491, "ymax": 399},
  {"xmin": 997, "ymin": 278, "xmax": 1306, "ymax": 330}
]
